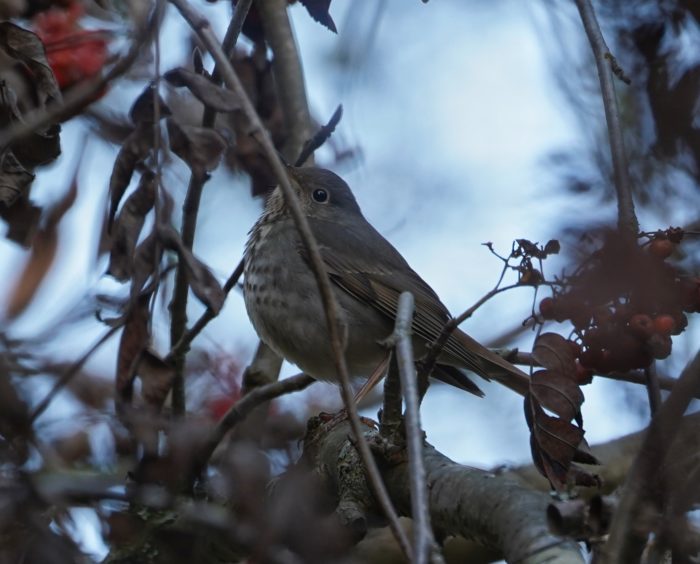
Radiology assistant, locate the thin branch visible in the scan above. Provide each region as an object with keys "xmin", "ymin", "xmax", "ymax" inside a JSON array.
[
  {"xmin": 29, "ymin": 323, "xmax": 123, "ymax": 424},
  {"xmin": 198, "ymin": 373, "xmax": 314, "ymax": 468},
  {"xmin": 573, "ymin": 0, "xmax": 638, "ymax": 237},
  {"xmin": 168, "ymin": 0, "xmax": 412, "ymax": 557},
  {"xmin": 392, "ymin": 293, "xmax": 442, "ymax": 564},
  {"xmin": 511, "ymin": 351, "xmax": 690, "ymax": 396},
  {"xmin": 380, "ymin": 354, "xmax": 403, "ymax": 436},
  {"xmin": 255, "ymin": 0, "xmax": 314, "ymax": 160},
  {"xmin": 601, "ymin": 349, "xmax": 700, "ymax": 563},
  {"xmin": 644, "ymin": 363, "xmax": 662, "ymax": 415},
  {"xmin": 168, "ymin": 0, "xmax": 252, "ymax": 417},
  {"xmin": 166, "ymin": 258, "xmax": 244, "ymax": 363}
]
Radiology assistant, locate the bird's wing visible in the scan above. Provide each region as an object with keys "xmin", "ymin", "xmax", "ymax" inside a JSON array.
[{"xmin": 298, "ymin": 218, "xmax": 495, "ymax": 379}]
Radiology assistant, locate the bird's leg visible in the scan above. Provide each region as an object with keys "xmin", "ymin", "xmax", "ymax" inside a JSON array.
[
  {"xmin": 318, "ymin": 354, "xmax": 390, "ymax": 430},
  {"xmin": 352, "ymin": 352, "xmax": 391, "ymax": 404}
]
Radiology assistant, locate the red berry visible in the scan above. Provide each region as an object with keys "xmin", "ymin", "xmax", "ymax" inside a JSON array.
[
  {"xmin": 628, "ymin": 314, "xmax": 654, "ymax": 337},
  {"xmin": 648, "ymin": 239, "xmax": 674, "ymax": 260},
  {"xmin": 653, "ymin": 314, "xmax": 676, "ymax": 336}
]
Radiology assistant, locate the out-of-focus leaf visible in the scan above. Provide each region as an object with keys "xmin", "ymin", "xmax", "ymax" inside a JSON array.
[
  {"xmin": 299, "ymin": 0, "xmax": 337, "ymax": 33},
  {"xmin": 137, "ymin": 349, "xmax": 175, "ymax": 410},
  {"xmin": 0, "ymin": 197, "xmax": 41, "ymax": 246},
  {"xmin": 108, "ymin": 171, "xmax": 156, "ymax": 282},
  {"xmin": 164, "ymin": 67, "xmax": 241, "ymax": 112},
  {"xmin": 5, "ymin": 175, "xmax": 77, "ymax": 319},
  {"xmin": 0, "ymin": 152, "xmax": 34, "ymax": 206},
  {"xmin": 116, "ymin": 293, "xmax": 150, "ymax": 408},
  {"xmin": 129, "ymin": 83, "xmax": 171, "ymax": 124},
  {"xmin": 166, "ymin": 117, "xmax": 227, "ymax": 174},
  {"xmin": 158, "ymin": 224, "xmax": 224, "ymax": 313},
  {"xmin": 108, "ymin": 122, "xmax": 154, "ymax": 229},
  {"xmin": 0, "ymin": 372, "xmax": 31, "ymax": 462},
  {"xmin": 0, "ymin": 22, "xmax": 61, "ymax": 105}
]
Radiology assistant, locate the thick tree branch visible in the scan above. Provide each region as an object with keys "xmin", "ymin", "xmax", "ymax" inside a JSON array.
[
  {"xmin": 255, "ymin": 0, "xmax": 314, "ymax": 160},
  {"xmin": 168, "ymin": 0, "xmax": 411, "ymax": 557},
  {"xmin": 573, "ymin": 0, "xmax": 638, "ymax": 237},
  {"xmin": 305, "ymin": 419, "xmax": 584, "ymax": 563}
]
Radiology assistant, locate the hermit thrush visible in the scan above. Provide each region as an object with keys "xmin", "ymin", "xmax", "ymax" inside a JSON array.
[{"xmin": 243, "ymin": 167, "xmax": 529, "ymax": 397}]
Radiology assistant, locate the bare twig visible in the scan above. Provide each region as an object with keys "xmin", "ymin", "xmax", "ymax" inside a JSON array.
[
  {"xmin": 166, "ymin": 258, "xmax": 244, "ymax": 363},
  {"xmin": 168, "ymin": 0, "xmax": 412, "ymax": 557},
  {"xmin": 380, "ymin": 354, "xmax": 403, "ymax": 436},
  {"xmin": 29, "ymin": 324, "xmax": 123, "ymax": 424},
  {"xmin": 198, "ymin": 373, "xmax": 314, "ymax": 468},
  {"xmin": 601, "ymin": 349, "xmax": 700, "ymax": 563},
  {"xmin": 169, "ymin": 0, "xmax": 252, "ymax": 416},
  {"xmin": 573, "ymin": 0, "xmax": 638, "ymax": 237},
  {"xmin": 255, "ymin": 0, "xmax": 314, "ymax": 160},
  {"xmin": 644, "ymin": 364, "xmax": 662, "ymax": 415},
  {"xmin": 392, "ymin": 292, "xmax": 442, "ymax": 564}
]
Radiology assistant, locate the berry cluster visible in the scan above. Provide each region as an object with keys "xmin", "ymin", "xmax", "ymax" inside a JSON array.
[
  {"xmin": 33, "ymin": 2, "xmax": 108, "ymax": 91},
  {"xmin": 538, "ymin": 228, "xmax": 695, "ymax": 376}
]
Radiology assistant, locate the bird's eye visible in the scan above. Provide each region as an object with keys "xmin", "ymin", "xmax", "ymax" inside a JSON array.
[{"xmin": 312, "ymin": 189, "xmax": 328, "ymax": 203}]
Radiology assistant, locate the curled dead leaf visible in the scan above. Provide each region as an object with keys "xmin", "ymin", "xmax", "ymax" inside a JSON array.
[
  {"xmin": 164, "ymin": 67, "xmax": 241, "ymax": 112},
  {"xmin": 108, "ymin": 122, "xmax": 155, "ymax": 229},
  {"xmin": 166, "ymin": 117, "xmax": 228, "ymax": 175},
  {"xmin": 108, "ymin": 171, "xmax": 156, "ymax": 282},
  {"xmin": 157, "ymin": 224, "xmax": 225, "ymax": 313}
]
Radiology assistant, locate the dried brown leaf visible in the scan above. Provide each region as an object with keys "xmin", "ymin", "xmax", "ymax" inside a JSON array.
[
  {"xmin": 164, "ymin": 67, "xmax": 241, "ymax": 112},
  {"xmin": 0, "ymin": 22, "xmax": 61, "ymax": 104},
  {"xmin": 108, "ymin": 171, "xmax": 156, "ymax": 282},
  {"xmin": 158, "ymin": 224, "xmax": 224, "ymax": 313},
  {"xmin": 525, "ymin": 396, "xmax": 599, "ymax": 491},
  {"xmin": 166, "ymin": 117, "xmax": 227, "ymax": 174},
  {"xmin": 530, "ymin": 370, "xmax": 584, "ymax": 423},
  {"xmin": 129, "ymin": 83, "xmax": 171, "ymax": 124},
  {"xmin": 299, "ymin": 0, "xmax": 337, "ymax": 33},
  {"xmin": 108, "ymin": 122, "xmax": 155, "ymax": 229},
  {"xmin": 131, "ymin": 228, "xmax": 162, "ymax": 298},
  {"xmin": 532, "ymin": 332, "xmax": 577, "ymax": 375}
]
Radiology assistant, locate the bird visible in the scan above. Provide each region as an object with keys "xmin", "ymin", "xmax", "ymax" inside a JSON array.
[{"xmin": 243, "ymin": 166, "xmax": 529, "ymax": 400}]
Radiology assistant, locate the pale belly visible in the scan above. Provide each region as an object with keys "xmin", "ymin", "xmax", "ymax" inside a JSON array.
[{"xmin": 244, "ymin": 222, "xmax": 393, "ymax": 383}]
